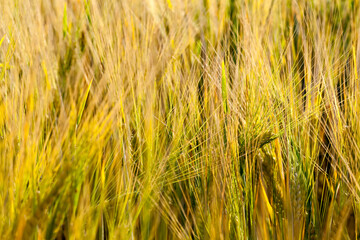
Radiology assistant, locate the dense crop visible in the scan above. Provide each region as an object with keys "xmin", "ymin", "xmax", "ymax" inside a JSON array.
[{"xmin": 0, "ymin": 0, "xmax": 360, "ymax": 239}]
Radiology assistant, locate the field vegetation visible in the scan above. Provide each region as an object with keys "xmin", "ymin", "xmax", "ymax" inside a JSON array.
[{"xmin": 0, "ymin": 0, "xmax": 360, "ymax": 239}]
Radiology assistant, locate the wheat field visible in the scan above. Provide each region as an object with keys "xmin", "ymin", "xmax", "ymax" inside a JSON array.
[{"xmin": 0, "ymin": 0, "xmax": 360, "ymax": 239}]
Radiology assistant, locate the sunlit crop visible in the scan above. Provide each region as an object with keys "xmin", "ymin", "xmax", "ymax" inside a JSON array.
[{"xmin": 0, "ymin": 0, "xmax": 359, "ymax": 239}]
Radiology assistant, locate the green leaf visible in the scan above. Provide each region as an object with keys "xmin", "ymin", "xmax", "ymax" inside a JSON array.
[
  {"xmin": 77, "ymin": 79, "xmax": 93, "ymax": 127},
  {"xmin": 0, "ymin": 35, "xmax": 5, "ymax": 48},
  {"xmin": 84, "ymin": 0, "xmax": 92, "ymax": 25},
  {"xmin": 63, "ymin": 3, "xmax": 68, "ymax": 38}
]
